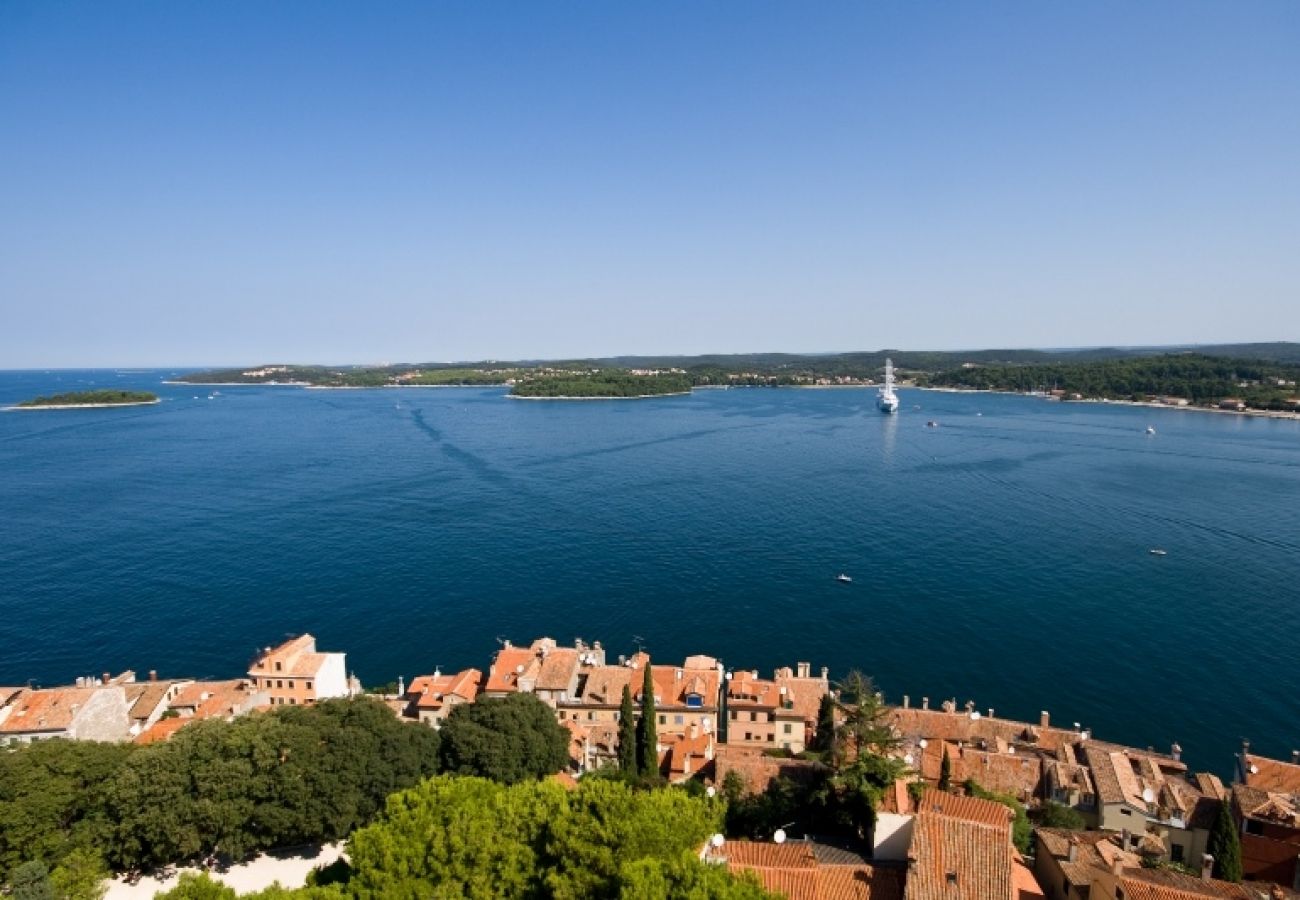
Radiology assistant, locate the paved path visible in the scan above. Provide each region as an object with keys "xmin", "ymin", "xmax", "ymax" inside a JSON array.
[{"xmin": 103, "ymin": 843, "xmax": 346, "ymax": 898}]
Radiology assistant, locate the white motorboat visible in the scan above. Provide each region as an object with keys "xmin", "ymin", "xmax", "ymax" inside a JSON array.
[
  {"xmin": 877, "ymin": 358, "xmax": 899, "ymax": 414},
  {"xmin": 836, "ymin": 573, "xmax": 853, "ymax": 583}
]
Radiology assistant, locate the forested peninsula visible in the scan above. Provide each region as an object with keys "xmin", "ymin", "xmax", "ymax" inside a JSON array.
[{"xmin": 13, "ymin": 390, "xmax": 159, "ymax": 409}]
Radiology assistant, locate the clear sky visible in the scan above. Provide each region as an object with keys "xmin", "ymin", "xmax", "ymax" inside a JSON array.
[{"xmin": 2, "ymin": 2, "xmax": 1297, "ymax": 367}]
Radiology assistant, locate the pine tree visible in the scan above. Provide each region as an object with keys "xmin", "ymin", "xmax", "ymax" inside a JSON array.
[
  {"xmin": 938, "ymin": 745, "xmax": 952, "ymax": 791},
  {"xmin": 636, "ymin": 663, "xmax": 658, "ymax": 778},
  {"xmin": 1207, "ymin": 800, "xmax": 1243, "ymax": 882},
  {"xmin": 618, "ymin": 684, "xmax": 637, "ymax": 773}
]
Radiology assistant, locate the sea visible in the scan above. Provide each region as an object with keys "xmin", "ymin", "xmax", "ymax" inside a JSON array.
[{"xmin": 2, "ymin": 370, "xmax": 1298, "ymax": 774}]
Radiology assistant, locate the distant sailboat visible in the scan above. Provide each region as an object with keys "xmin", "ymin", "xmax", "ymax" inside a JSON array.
[{"xmin": 877, "ymin": 358, "xmax": 900, "ymax": 414}]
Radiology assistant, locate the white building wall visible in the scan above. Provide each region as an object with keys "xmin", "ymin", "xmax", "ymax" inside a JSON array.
[
  {"xmin": 872, "ymin": 813, "xmax": 915, "ymax": 862},
  {"xmin": 315, "ymin": 654, "xmax": 349, "ymax": 699}
]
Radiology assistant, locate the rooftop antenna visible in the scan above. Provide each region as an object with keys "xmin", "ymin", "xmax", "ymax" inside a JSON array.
[
  {"xmin": 632, "ymin": 635, "xmax": 645, "ymax": 652},
  {"xmin": 495, "ymin": 635, "xmax": 508, "ymax": 647}
]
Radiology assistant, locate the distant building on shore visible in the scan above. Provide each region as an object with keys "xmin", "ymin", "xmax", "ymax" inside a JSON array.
[{"xmin": 247, "ymin": 634, "xmax": 352, "ymax": 706}]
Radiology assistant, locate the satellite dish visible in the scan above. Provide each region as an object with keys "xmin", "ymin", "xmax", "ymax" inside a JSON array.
[
  {"xmin": 706, "ymin": 786, "xmax": 717, "ymax": 798},
  {"xmin": 773, "ymin": 829, "xmax": 787, "ymax": 844},
  {"xmin": 1142, "ymin": 787, "xmax": 1155, "ymax": 804},
  {"xmin": 724, "ymin": 672, "xmax": 733, "ymax": 681},
  {"xmin": 710, "ymin": 833, "xmax": 725, "ymax": 849},
  {"xmin": 1250, "ymin": 764, "xmax": 1259, "ymax": 775},
  {"xmin": 904, "ymin": 754, "xmax": 914, "ymax": 766},
  {"xmin": 919, "ymin": 739, "xmax": 928, "ymax": 749},
  {"xmin": 970, "ymin": 711, "xmax": 981, "ymax": 720}
]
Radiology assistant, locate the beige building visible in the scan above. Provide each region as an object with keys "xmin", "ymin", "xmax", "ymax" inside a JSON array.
[
  {"xmin": 248, "ymin": 634, "xmax": 351, "ymax": 706},
  {"xmin": 723, "ymin": 662, "xmax": 829, "ymax": 753},
  {"xmin": 0, "ymin": 684, "xmax": 131, "ymax": 744}
]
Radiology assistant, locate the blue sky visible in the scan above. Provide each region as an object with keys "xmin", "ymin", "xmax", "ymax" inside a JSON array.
[{"xmin": 1, "ymin": 2, "xmax": 1297, "ymax": 366}]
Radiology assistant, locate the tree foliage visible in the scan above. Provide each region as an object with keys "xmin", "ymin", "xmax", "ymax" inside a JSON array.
[
  {"xmin": 438, "ymin": 692, "xmax": 569, "ymax": 784},
  {"xmin": 1037, "ymin": 801, "xmax": 1085, "ymax": 830},
  {"xmin": 636, "ymin": 664, "xmax": 659, "ymax": 779},
  {"xmin": 0, "ymin": 698, "xmax": 438, "ymax": 878},
  {"xmin": 618, "ymin": 685, "xmax": 637, "ymax": 774},
  {"xmin": 1207, "ymin": 800, "xmax": 1243, "ymax": 882},
  {"xmin": 338, "ymin": 775, "xmax": 743, "ymax": 899}
]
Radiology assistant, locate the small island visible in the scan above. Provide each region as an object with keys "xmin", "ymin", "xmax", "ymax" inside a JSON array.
[{"xmin": 11, "ymin": 390, "xmax": 160, "ymax": 410}]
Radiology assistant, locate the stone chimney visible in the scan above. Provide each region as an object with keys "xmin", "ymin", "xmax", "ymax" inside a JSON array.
[
  {"xmin": 797, "ymin": 662, "xmax": 810, "ymax": 678},
  {"xmin": 1171, "ymin": 742, "xmax": 1182, "ymax": 762},
  {"xmin": 1067, "ymin": 836, "xmax": 1079, "ymax": 863},
  {"xmin": 396, "ymin": 676, "xmax": 405, "ymax": 697},
  {"xmin": 922, "ymin": 697, "xmax": 930, "ymax": 710},
  {"xmin": 1040, "ymin": 710, "xmax": 1050, "ymax": 728},
  {"xmin": 102, "ymin": 672, "xmax": 111, "ymax": 684},
  {"xmin": 1291, "ymin": 750, "xmax": 1299, "ymax": 765},
  {"xmin": 902, "ymin": 695, "xmax": 910, "ymax": 709},
  {"xmin": 1201, "ymin": 854, "xmax": 1213, "ymax": 881},
  {"xmin": 988, "ymin": 708, "xmax": 995, "ymax": 719},
  {"xmin": 820, "ymin": 666, "xmax": 828, "ymax": 680},
  {"xmin": 149, "ymin": 670, "xmax": 158, "ymax": 682},
  {"xmin": 1111, "ymin": 854, "xmax": 1124, "ymax": 876}
]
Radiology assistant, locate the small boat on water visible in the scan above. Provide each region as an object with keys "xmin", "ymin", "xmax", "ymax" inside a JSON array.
[
  {"xmin": 836, "ymin": 573, "xmax": 853, "ymax": 583},
  {"xmin": 1149, "ymin": 549, "xmax": 1167, "ymax": 556},
  {"xmin": 1146, "ymin": 426, "xmax": 1156, "ymax": 435},
  {"xmin": 877, "ymin": 359, "xmax": 899, "ymax": 414},
  {"xmin": 926, "ymin": 420, "xmax": 939, "ymax": 428}
]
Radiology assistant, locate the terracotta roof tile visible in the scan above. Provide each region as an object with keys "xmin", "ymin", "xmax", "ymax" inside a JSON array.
[
  {"xmin": 905, "ymin": 812, "xmax": 1013, "ymax": 900},
  {"xmin": 1242, "ymin": 753, "xmax": 1300, "ymax": 795},
  {"xmin": 915, "ymin": 787, "xmax": 1013, "ymax": 830},
  {"xmin": 0, "ymin": 687, "xmax": 98, "ymax": 733}
]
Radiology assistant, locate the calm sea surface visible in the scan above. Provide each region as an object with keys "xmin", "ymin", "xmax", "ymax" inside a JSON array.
[{"xmin": 2, "ymin": 370, "xmax": 1298, "ymax": 772}]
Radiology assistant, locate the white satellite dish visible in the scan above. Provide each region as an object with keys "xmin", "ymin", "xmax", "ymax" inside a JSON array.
[
  {"xmin": 773, "ymin": 829, "xmax": 787, "ymax": 844},
  {"xmin": 711, "ymin": 833, "xmax": 725, "ymax": 849},
  {"xmin": 706, "ymin": 786, "xmax": 717, "ymax": 798},
  {"xmin": 919, "ymin": 739, "xmax": 928, "ymax": 749},
  {"xmin": 1142, "ymin": 787, "xmax": 1155, "ymax": 804},
  {"xmin": 970, "ymin": 711, "xmax": 981, "ymax": 720},
  {"xmin": 724, "ymin": 672, "xmax": 733, "ymax": 681},
  {"xmin": 1250, "ymin": 764, "xmax": 1259, "ymax": 775},
  {"xmin": 904, "ymin": 754, "xmax": 914, "ymax": 766}
]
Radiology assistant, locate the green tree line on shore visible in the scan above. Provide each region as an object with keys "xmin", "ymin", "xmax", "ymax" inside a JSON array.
[
  {"xmin": 924, "ymin": 353, "xmax": 1300, "ymax": 408},
  {"xmin": 511, "ymin": 370, "xmax": 693, "ymax": 397},
  {"xmin": 18, "ymin": 390, "xmax": 158, "ymax": 407}
]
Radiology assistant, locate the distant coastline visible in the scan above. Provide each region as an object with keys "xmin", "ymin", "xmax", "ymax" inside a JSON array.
[
  {"xmin": 918, "ymin": 386, "xmax": 1300, "ymax": 420},
  {"xmin": 508, "ymin": 390, "xmax": 693, "ymax": 401}
]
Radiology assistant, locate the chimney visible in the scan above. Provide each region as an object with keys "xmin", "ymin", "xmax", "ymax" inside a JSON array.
[
  {"xmin": 797, "ymin": 662, "xmax": 810, "ymax": 679},
  {"xmin": 689, "ymin": 723, "xmax": 698, "ymax": 739},
  {"xmin": 945, "ymin": 872, "xmax": 958, "ymax": 887},
  {"xmin": 1292, "ymin": 750, "xmax": 1300, "ymax": 765},
  {"xmin": 148, "ymin": 670, "xmax": 158, "ymax": 682},
  {"xmin": 903, "ymin": 695, "xmax": 910, "ymax": 709},
  {"xmin": 1067, "ymin": 836, "xmax": 1079, "ymax": 863},
  {"xmin": 1171, "ymin": 742, "xmax": 1182, "ymax": 762},
  {"xmin": 1040, "ymin": 710, "xmax": 1050, "ymax": 728},
  {"xmin": 820, "ymin": 666, "xmax": 828, "ymax": 680},
  {"xmin": 102, "ymin": 672, "xmax": 111, "ymax": 684},
  {"xmin": 396, "ymin": 676, "xmax": 405, "ymax": 696},
  {"xmin": 1111, "ymin": 855, "xmax": 1124, "ymax": 876},
  {"xmin": 1200, "ymin": 854, "xmax": 1213, "ymax": 881},
  {"xmin": 964, "ymin": 700, "xmax": 975, "ymax": 713},
  {"xmin": 1241, "ymin": 738, "xmax": 1251, "ymax": 754},
  {"xmin": 988, "ymin": 708, "xmax": 995, "ymax": 719},
  {"xmin": 922, "ymin": 697, "xmax": 930, "ymax": 710}
]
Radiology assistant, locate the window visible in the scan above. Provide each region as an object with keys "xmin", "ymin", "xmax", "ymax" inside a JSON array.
[
  {"xmin": 289, "ymin": 698, "xmax": 296, "ymax": 705},
  {"xmin": 750, "ymin": 712, "xmax": 757, "ymax": 722},
  {"xmin": 767, "ymin": 713, "xmax": 774, "ymax": 723},
  {"xmin": 659, "ymin": 715, "xmax": 666, "ymax": 725},
  {"xmin": 275, "ymin": 662, "xmax": 282, "ymax": 672},
  {"xmin": 766, "ymin": 734, "xmax": 774, "ymax": 741},
  {"xmin": 306, "ymin": 681, "xmax": 312, "ymax": 690},
  {"xmin": 686, "ymin": 694, "xmax": 703, "ymax": 708},
  {"xmin": 1120, "ymin": 808, "xmax": 1131, "ymax": 816},
  {"xmin": 1170, "ymin": 844, "xmax": 1184, "ymax": 863},
  {"xmin": 730, "ymin": 711, "xmax": 738, "ymax": 720},
  {"xmin": 744, "ymin": 732, "xmax": 752, "ymax": 741},
  {"xmin": 277, "ymin": 680, "xmax": 283, "ymax": 688},
  {"xmin": 587, "ymin": 712, "xmax": 594, "ymax": 721},
  {"xmin": 1244, "ymin": 819, "xmax": 1264, "ymax": 835},
  {"xmin": 674, "ymin": 715, "xmax": 684, "ymax": 725},
  {"xmin": 783, "ymin": 724, "xmax": 793, "ymax": 734}
]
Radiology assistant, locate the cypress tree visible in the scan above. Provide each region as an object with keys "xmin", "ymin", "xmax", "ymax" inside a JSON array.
[
  {"xmin": 636, "ymin": 663, "xmax": 658, "ymax": 778},
  {"xmin": 812, "ymin": 693, "xmax": 836, "ymax": 753},
  {"xmin": 1207, "ymin": 799, "xmax": 1243, "ymax": 882},
  {"xmin": 938, "ymin": 745, "xmax": 952, "ymax": 791},
  {"xmin": 618, "ymin": 684, "xmax": 637, "ymax": 773}
]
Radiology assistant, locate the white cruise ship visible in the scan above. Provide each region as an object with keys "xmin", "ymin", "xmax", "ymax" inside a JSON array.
[{"xmin": 877, "ymin": 358, "xmax": 900, "ymax": 413}]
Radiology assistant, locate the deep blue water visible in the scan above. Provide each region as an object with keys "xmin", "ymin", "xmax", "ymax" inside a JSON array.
[{"xmin": 2, "ymin": 370, "xmax": 1298, "ymax": 772}]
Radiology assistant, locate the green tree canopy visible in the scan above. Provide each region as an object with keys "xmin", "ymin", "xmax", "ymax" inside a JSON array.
[
  {"xmin": 1037, "ymin": 801, "xmax": 1085, "ymax": 830},
  {"xmin": 1207, "ymin": 800, "xmax": 1243, "ymax": 882},
  {"xmin": 636, "ymin": 665, "xmax": 658, "ymax": 779},
  {"xmin": 438, "ymin": 692, "xmax": 570, "ymax": 784},
  {"xmin": 618, "ymin": 685, "xmax": 637, "ymax": 774},
  {"xmin": 340, "ymin": 775, "xmax": 738, "ymax": 899}
]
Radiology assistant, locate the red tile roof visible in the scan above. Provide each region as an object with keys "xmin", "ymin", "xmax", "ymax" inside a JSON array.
[
  {"xmin": 407, "ymin": 668, "xmax": 481, "ymax": 711},
  {"xmin": 905, "ymin": 808, "xmax": 1013, "ymax": 900},
  {"xmin": 0, "ymin": 687, "xmax": 99, "ymax": 733},
  {"xmin": 721, "ymin": 842, "xmax": 903, "ymax": 900},
  {"xmin": 1242, "ymin": 753, "xmax": 1300, "ymax": 795},
  {"xmin": 915, "ymin": 788, "xmax": 1013, "ymax": 830}
]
